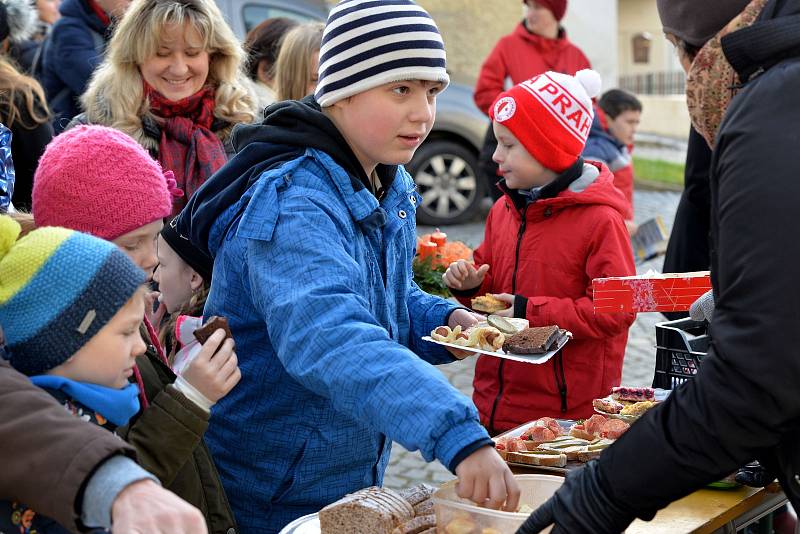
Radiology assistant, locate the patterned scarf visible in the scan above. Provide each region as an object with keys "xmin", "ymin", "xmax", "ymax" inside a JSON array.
[
  {"xmin": 685, "ymin": 0, "xmax": 768, "ymax": 148},
  {"xmin": 144, "ymin": 82, "xmax": 228, "ymax": 215}
]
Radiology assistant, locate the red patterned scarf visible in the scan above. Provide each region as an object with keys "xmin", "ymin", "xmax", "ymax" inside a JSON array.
[{"xmin": 144, "ymin": 82, "xmax": 228, "ymax": 215}]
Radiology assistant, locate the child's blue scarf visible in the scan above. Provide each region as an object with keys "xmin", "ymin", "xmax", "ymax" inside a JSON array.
[{"xmin": 30, "ymin": 375, "xmax": 140, "ymax": 426}]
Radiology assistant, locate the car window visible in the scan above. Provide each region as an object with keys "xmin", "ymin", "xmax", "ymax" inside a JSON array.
[{"xmin": 242, "ymin": 4, "xmax": 316, "ymax": 32}]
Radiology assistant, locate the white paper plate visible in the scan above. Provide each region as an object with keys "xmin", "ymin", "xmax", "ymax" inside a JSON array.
[
  {"xmin": 422, "ymin": 331, "xmax": 571, "ymax": 365},
  {"xmin": 278, "ymin": 513, "xmax": 320, "ymax": 534}
]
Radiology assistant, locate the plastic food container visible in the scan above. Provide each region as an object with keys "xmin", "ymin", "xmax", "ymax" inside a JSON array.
[{"xmin": 432, "ymin": 474, "xmax": 563, "ymax": 533}]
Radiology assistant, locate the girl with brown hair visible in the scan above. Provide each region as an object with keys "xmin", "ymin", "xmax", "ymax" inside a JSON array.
[{"xmin": 0, "ymin": 55, "xmax": 51, "ymax": 210}]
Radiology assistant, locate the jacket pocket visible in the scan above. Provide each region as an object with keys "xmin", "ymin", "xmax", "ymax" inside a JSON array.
[{"xmin": 272, "ymin": 436, "xmax": 310, "ymax": 504}]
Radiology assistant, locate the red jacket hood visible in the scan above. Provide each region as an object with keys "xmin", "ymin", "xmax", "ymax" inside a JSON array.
[
  {"xmin": 513, "ymin": 23, "xmax": 579, "ymax": 62},
  {"xmin": 501, "ymin": 161, "xmax": 630, "ymax": 220}
]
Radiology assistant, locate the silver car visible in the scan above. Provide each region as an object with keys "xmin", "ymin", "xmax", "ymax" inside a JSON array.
[{"xmin": 219, "ymin": 0, "xmax": 491, "ymax": 224}]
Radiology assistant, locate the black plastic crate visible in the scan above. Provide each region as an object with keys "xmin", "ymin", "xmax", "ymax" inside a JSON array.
[{"xmin": 652, "ymin": 318, "xmax": 710, "ymax": 390}]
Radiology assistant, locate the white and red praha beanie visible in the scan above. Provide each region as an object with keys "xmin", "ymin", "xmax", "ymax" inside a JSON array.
[{"xmin": 490, "ymin": 69, "xmax": 602, "ymax": 172}]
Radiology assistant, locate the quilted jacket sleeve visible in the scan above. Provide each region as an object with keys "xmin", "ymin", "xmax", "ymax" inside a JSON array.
[
  {"xmin": 246, "ymin": 193, "xmax": 489, "ymax": 470},
  {"xmin": 118, "ymin": 386, "xmax": 208, "ymax": 486},
  {"xmin": 524, "ymin": 210, "xmax": 635, "ymax": 338},
  {"xmin": 116, "ymin": 351, "xmax": 208, "ymax": 487}
]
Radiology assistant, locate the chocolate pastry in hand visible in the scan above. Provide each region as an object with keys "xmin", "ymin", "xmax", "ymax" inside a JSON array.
[
  {"xmin": 193, "ymin": 316, "xmax": 233, "ymax": 349},
  {"xmin": 503, "ymin": 326, "xmax": 560, "ymax": 354}
]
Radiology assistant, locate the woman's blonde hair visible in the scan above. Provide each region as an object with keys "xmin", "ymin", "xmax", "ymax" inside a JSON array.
[
  {"xmin": 0, "ymin": 57, "xmax": 49, "ymax": 129},
  {"xmin": 81, "ymin": 0, "xmax": 255, "ymax": 150},
  {"xmin": 274, "ymin": 22, "xmax": 324, "ymax": 102}
]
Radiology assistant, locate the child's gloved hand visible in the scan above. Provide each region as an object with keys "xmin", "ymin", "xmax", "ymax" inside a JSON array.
[
  {"xmin": 442, "ymin": 259, "xmax": 489, "ymax": 290},
  {"xmin": 689, "ymin": 289, "xmax": 715, "ymax": 322},
  {"xmin": 181, "ymin": 329, "xmax": 241, "ymax": 404}
]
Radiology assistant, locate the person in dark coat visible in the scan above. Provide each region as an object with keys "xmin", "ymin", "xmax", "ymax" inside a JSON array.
[
  {"xmin": 661, "ymin": 125, "xmax": 713, "ymax": 320},
  {"xmin": 39, "ymin": 0, "xmax": 127, "ymax": 132},
  {"xmin": 0, "ymin": 0, "xmax": 38, "ymax": 72},
  {"xmin": 518, "ymin": 0, "xmax": 800, "ymax": 531}
]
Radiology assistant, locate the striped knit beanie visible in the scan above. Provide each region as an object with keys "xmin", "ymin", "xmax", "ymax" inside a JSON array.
[
  {"xmin": 314, "ymin": 0, "xmax": 450, "ymax": 107},
  {"xmin": 0, "ymin": 216, "xmax": 145, "ymax": 376}
]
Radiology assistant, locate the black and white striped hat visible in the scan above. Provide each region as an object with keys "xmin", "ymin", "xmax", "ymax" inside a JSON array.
[{"xmin": 314, "ymin": 0, "xmax": 450, "ymax": 107}]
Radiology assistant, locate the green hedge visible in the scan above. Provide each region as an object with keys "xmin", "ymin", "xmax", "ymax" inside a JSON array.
[{"xmin": 633, "ymin": 157, "xmax": 685, "ymax": 186}]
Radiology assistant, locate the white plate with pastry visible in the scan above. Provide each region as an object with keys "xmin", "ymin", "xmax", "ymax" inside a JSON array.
[{"xmin": 423, "ymin": 322, "xmax": 571, "ymax": 365}]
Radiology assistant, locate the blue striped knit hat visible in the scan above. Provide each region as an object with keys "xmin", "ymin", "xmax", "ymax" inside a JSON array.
[
  {"xmin": 0, "ymin": 216, "xmax": 146, "ymax": 376},
  {"xmin": 314, "ymin": 0, "xmax": 450, "ymax": 107}
]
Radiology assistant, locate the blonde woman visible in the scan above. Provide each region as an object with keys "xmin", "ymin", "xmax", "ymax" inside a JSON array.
[
  {"xmin": 273, "ymin": 21, "xmax": 323, "ymax": 101},
  {"xmin": 79, "ymin": 0, "xmax": 256, "ymax": 215}
]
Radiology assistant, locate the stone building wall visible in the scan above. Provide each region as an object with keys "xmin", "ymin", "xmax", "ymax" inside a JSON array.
[{"xmin": 417, "ymin": 0, "xmax": 521, "ymax": 81}]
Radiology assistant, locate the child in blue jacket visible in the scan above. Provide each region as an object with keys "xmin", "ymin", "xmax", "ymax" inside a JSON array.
[{"xmin": 177, "ymin": 0, "xmax": 519, "ymax": 530}]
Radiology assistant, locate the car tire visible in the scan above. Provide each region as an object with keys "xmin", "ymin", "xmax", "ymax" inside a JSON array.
[{"xmin": 407, "ymin": 140, "xmax": 487, "ymax": 226}]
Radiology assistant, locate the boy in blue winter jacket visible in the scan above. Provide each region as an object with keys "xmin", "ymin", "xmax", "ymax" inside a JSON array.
[{"xmin": 177, "ymin": 0, "xmax": 520, "ymax": 531}]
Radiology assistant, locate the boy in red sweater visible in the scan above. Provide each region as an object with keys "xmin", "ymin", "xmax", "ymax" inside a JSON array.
[{"xmin": 444, "ymin": 70, "xmax": 636, "ymax": 434}]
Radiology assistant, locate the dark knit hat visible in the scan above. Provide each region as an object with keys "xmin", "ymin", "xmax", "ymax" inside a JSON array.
[
  {"xmin": 314, "ymin": 0, "xmax": 449, "ymax": 107},
  {"xmin": 656, "ymin": 0, "xmax": 752, "ymax": 47},
  {"xmin": 0, "ymin": 216, "xmax": 145, "ymax": 376},
  {"xmin": 160, "ymin": 218, "xmax": 213, "ymax": 282},
  {"xmin": 524, "ymin": 0, "xmax": 567, "ymax": 22}
]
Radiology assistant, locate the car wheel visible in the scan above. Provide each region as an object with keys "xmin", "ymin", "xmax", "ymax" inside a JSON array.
[{"xmin": 407, "ymin": 140, "xmax": 486, "ymax": 226}]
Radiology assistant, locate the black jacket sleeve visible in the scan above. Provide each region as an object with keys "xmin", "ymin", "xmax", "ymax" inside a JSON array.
[
  {"xmin": 595, "ymin": 58, "xmax": 800, "ymax": 517},
  {"xmin": 10, "ymin": 96, "xmax": 53, "ymax": 210}
]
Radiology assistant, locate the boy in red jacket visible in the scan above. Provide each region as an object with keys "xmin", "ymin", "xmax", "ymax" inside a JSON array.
[{"xmin": 444, "ymin": 70, "xmax": 636, "ymax": 434}]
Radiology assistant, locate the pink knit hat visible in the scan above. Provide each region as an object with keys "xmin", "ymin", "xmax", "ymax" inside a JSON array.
[{"xmin": 33, "ymin": 125, "xmax": 177, "ymax": 241}]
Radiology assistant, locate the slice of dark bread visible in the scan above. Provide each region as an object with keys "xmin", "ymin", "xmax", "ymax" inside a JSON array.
[
  {"xmin": 397, "ymin": 483, "xmax": 436, "ymax": 507},
  {"xmin": 503, "ymin": 326, "xmax": 560, "ymax": 354},
  {"xmin": 392, "ymin": 514, "xmax": 436, "ymax": 534},
  {"xmin": 319, "ymin": 486, "xmax": 414, "ymax": 534}
]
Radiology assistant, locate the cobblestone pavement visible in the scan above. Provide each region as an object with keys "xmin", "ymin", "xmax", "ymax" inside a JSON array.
[{"xmin": 384, "ymin": 188, "xmax": 683, "ymax": 490}]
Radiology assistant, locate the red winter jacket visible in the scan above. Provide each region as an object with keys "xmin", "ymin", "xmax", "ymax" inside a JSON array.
[
  {"xmin": 456, "ymin": 163, "xmax": 636, "ymax": 433},
  {"xmin": 474, "ymin": 23, "xmax": 591, "ymax": 116}
]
